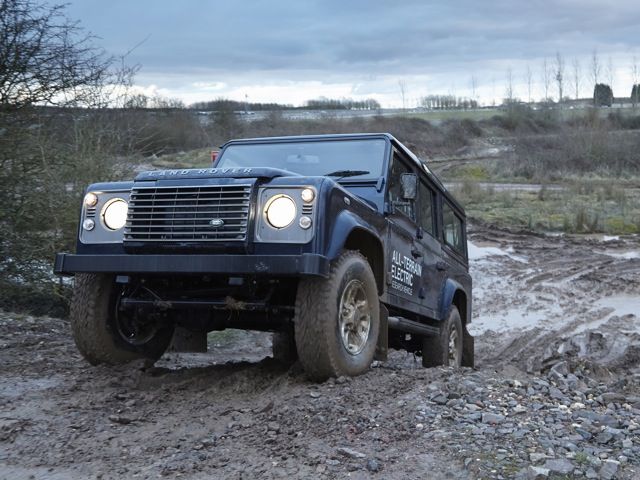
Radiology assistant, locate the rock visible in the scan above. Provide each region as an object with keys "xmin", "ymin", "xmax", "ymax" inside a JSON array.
[
  {"xmin": 481, "ymin": 413, "xmax": 505, "ymax": 424},
  {"xmin": 599, "ymin": 460, "xmax": 619, "ymax": 480},
  {"xmin": 529, "ymin": 452, "xmax": 547, "ymax": 463},
  {"xmin": 595, "ymin": 431, "xmax": 613, "ymax": 444},
  {"xmin": 549, "ymin": 386, "xmax": 566, "ymax": 400},
  {"xmin": 543, "ymin": 458, "xmax": 574, "ymax": 475},
  {"xmin": 336, "ymin": 447, "xmax": 366, "ymax": 459},
  {"xmin": 601, "ymin": 392, "xmax": 625, "ymax": 403},
  {"xmin": 513, "ymin": 405, "xmax": 527, "ymax": 414},
  {"xmin": 108, "ymin": 415, "xmax": 133, "ymax": 425},
  {"xmin": 527, "ymin": 466, "xmax": 550, "ymax": 479},
  {"xmin": 267, "ymin": 422, "xmax": 281, "ymax": 433},
  {"xmin": 365, "ymin": 459, "xmax": 381, "ymax": 472},
  {"xmin": 430, "ymin": 392, "xmax": 448, "ymax": 405},
  {"xmin": 550, "ymin": 361, "xmax": 570, "ymax": 376}
]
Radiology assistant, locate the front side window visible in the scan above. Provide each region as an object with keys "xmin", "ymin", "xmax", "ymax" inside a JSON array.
[
  {"xmin": 387, "ymin": 152, "xmax": 414, "ymax": 219},
  {"xmin": 443, "ymin": 202, "xmax": 465, "ymax": 255},
  {"xmin": 217, "ymin": 138, "xmax": 387, "ymax": 180},
  {"xmin": 418, "ymin": 182, "xmax": 435, "ymax": 237}
]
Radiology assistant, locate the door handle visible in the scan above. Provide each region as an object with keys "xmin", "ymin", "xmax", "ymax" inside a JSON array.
[
  {"xmin": 411, "ymin": 248, "xmax": 422, "ymax": 258},
  {"xmin": 436, "ymin": 261, "xmax": 448, "ymax": 271}
]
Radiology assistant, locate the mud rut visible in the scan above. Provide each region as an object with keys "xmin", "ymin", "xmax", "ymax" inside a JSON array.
[{"xmin": 1, "ymin": 226, "xmax": 639, "ymax": 479}]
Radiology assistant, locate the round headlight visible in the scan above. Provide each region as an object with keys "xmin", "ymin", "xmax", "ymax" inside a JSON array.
[
  {"xmin": 265, "ymin": 195, "xmax": 296, "ymax": 229},
  {"xmin": 102, "ymin": 198, "xmax": 128, "ymax": 230}
]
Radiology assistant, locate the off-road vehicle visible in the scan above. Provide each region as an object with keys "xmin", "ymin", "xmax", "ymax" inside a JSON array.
[{"xmin": 55, "ymin": 133, "xmax": 473, "ymax": 380}]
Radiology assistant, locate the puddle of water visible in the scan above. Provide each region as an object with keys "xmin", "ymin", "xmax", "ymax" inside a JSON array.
[
  {"xmin": 571, "ymin": 295, "xmax": 640, "ymax": 334},
  {"xmin": 469, "ymin": 304, "xmax": 550, "ymax": 335},
  {"xmin": 467, "ymin": 242, "xmax": 527, "ymax": 263},
  {"xmin": 595, "ymin": 295, "xmax": 640, "ymax": 319},
  {"xmin": 598, "ymin": 250, "xmax": 640, "ymax": 260}
]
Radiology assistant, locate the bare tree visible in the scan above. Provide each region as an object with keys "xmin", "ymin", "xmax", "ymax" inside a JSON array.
[
  {"xmin": 606, "ymin": 56, "xmax": 615, "ymax": 90},
  {"xmin": 470, "ymin": 75, "xmax": 478, "ymax": 102},
  {"xmin": 491, "ymin": 75, "xmax": 496, "ymax": 106},
  {"xmin": 541, "ymin": 58, "xmax": 551, "ymax": 102},
  {"xmin": 525, "ymin": 65, "xmax": 533, "ymax": 104},
  {"xmin": 591, "ymin": 49, "xmax": 601, "ymax": 87},
  {"xmin": 398, "ymin": 79, "xmax": 407, "ymax": 110},
  {"xmin": 505, "ymin": 67, "xmax": 514, "ymax": 105},
  {"xmin": 554, "ymin": 52, "xmax": 565, "ymax": 105},
  {"xmin": 632, "ymin": 55, "xmax": 639, "ymax": 109},
  {"xmin": 571, "ymin": 57, "xmax": 581, "ymax": 99},
  {"xmin": 0, "ymin": 0, "xmax": 123, "ymax": 110}
]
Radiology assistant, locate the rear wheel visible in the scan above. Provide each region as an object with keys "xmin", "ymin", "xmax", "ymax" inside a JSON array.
[
  {"xmin": 294, "ymin": 251, "xmax": 379, "ymax": 381},
  {"xmin": 422, "ymin": 305, "xmax": 463, "ymax": 368},
  {"xmin": 70, "ymin": 273, "xmax": 174, "ymax": 366}
]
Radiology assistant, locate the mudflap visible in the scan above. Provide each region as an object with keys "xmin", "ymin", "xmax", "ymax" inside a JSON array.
[
  {"xmin": 168, "ymin": 327, "xmax": 207, "ymax": 353},
  {"xmin": 375, "ymin": 303, "xmax": 388, "ymax": 361},
  {"xmin": 462, "ymin": 325, "xmax": 475, "ymax": 368}
]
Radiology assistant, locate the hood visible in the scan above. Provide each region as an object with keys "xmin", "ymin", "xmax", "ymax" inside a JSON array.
[{"xmin": 135, "ymin": 167, "xmax": 301, "ymax": 182}]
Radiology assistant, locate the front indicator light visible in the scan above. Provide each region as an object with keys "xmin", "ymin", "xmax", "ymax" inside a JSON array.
[
  {"xmin": 265, "ymin": 195, "xmax": 296, "ymax": 229},
  {"xmin": 102, "ymin": 198, "xmax": 128, "ymax": 230},
  {"xmin": 84, "ymin": 192, "xmax": 98, "ymax": 207},
  {"xmin": 301, "ymin": 188, "xmax": 315, "ymax": 203},
  {"xmin": 82, "ymin": 219, "xmax": 95, "ymax": 231},
  {"xmin": 299, "ymin": 216, "xmax": 312, "ymax": 229}
]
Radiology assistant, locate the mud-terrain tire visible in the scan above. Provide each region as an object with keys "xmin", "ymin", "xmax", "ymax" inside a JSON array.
[
  {"xmin": 70, "ymin": 273, "xmax": 174, "ymax": 366},
  {"xmin": 422, "ymin": 305, "xmax": 463, "ymax": 368},
  {"xmin": 272, "ymin": 327, "xmax": 298, "ymax": 364},
  {"xmin": 294, "ymin": 250, "xmax": 380, "ymax": 381}
]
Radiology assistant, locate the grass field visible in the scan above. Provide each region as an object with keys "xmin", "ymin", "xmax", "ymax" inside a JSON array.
[{"xmin": 452, "ymin": 180, "xmax": 640, "ymax": 234}]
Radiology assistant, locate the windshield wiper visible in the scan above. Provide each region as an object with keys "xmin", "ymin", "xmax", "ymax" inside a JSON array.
[{"xmin": 324, "ymin": 170, "xmax": 370, "ymax": 179}]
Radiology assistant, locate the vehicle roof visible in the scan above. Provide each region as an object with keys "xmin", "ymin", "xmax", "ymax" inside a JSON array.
[{"xmin": 220, "ymin": 133, "xmax": 465, "ymax": 216}]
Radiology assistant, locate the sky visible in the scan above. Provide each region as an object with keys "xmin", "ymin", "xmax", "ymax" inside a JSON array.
[{"xmin": 64, "ymin": 0, "xmax": 640, "ymax": 108}]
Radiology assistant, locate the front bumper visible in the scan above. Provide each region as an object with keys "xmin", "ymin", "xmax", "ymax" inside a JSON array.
[{"xmin": 54, "ymin": 253, "xmax": 330, "ymax": 277}]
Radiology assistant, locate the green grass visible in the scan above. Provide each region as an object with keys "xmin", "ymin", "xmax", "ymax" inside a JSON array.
[{"xmin": 453, "ymin": 180, "xmax": 640, "ymax": 234}]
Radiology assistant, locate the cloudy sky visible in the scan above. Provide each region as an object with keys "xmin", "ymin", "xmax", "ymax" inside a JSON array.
[{"xmin": 65, "ymin": 0, "xmax": 640, "ymax": 107}]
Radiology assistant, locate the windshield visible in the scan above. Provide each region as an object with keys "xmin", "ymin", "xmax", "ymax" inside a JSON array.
[{"xmin": 216, "ymin": 138, "xmax": 387, "ymax": 180}]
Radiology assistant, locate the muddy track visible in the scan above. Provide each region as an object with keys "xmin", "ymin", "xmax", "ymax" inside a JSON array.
[{"xmin": 1, "ymin": 226, "xmax": 639, "ymax": 479}]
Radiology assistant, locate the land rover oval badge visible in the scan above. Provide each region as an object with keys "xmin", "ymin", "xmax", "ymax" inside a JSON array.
[{"xmin": 208, "ymin": 219, "xmax": 225, "ymax": 228}]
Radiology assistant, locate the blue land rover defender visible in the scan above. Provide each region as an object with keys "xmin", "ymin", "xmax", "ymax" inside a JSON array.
[{"xmin": 55, "ymin": 133, "xmax": 473, "ymax": 380}]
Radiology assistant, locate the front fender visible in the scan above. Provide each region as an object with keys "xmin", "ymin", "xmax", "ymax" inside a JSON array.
[{"xmin": 324, "ymin": 210, "xmax": 379, "ymax": 261}]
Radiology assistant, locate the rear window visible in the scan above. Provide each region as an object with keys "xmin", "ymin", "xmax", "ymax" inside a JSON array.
[{"xmin": 443, "ymin": 202, "xmax": 465, "ymax": 256}]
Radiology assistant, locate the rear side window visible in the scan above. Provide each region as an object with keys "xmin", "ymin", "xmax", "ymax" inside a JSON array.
[{"xmin": 443, "ymin": 202, "xmax": 465, "ymax": 255}]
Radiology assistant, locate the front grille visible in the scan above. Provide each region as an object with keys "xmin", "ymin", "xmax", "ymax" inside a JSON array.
[{"xmin": 125, "ymin": 184, "xmax": 251, "ymax": 242}]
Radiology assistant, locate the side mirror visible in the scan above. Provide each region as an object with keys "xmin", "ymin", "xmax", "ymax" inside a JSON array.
[{"xmin": 400, "ymin": 173, "xmax": 417, "ymax": 200}]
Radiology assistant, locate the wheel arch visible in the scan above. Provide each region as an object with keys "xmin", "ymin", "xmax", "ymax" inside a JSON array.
[
  {"xmin": 440, "ymin": 279, "xmax": 471, "ymax": 325},
  {"xmin": 439, "ymin": 278, "xmax": 474, "ymax": 368},
  {"xmin": 325, "ymin": 211, "xmax": 385, "ymax": 294}
]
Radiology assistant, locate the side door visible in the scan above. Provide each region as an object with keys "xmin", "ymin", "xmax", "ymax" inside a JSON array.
[
  {"xmin": 385, "ymin": 149, "xmax": 424, "ymax": 313},
  {"xmin": 414, "ymin": 179, "xmax": 445, "ymax": 318}
]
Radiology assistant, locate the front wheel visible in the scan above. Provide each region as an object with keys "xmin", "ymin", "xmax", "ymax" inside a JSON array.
[
  {"xmin": 294, "ymin": 251, "xmax": 380, "ymax": 381},
  {"xmin": 422, "ymin": 305, "xmax": 463, "ymax": 368},
  {"xmin": 70, "ymin": 274, "xmax": 174, "ymax": 366}
]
